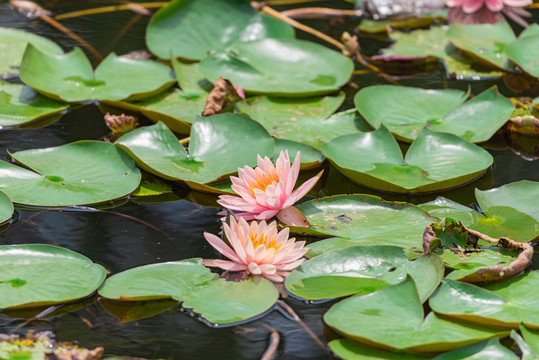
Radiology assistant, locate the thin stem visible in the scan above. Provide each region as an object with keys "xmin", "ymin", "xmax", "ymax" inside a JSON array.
[
  {"xmin": 260, "ymin": 6, "xmax": 344, "ymax": 50},
  {"xmin": 276, "ymin": 300, "xmax": 327, "ymax": 351},
  {"xmin": 261, "ymin": 325, "xmax": 280, "ymax": 360},
  {"xmin": 40, "ymin": 14, "xmax": 103, "ymax": 60},
  {"xmin": 179, "ymin": 137, "xmax": 190, "ymax": 145},
  {"xmin": 281, "ymin": 7, "xmax": 363, "ymax": 19},
  {"xmin": 54, "ymin": 2, "xmax": 168, "ymax": 21}
]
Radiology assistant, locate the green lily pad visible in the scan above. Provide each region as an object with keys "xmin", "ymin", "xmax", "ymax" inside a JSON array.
[
  {"xmin": 354, "ymin": 86, "xmax": 513, "ymax": 143},
  {"xmin": 19, "ymin": 45, "xmax": 175, "ymax": 102},
  {"xmin": 285, "ymin": 246, "xmax": 408, "ymax": 300},
  {"xmin": 290, "ymin": 194, "xmax": 436, "ymax": 257},
  {"xmin": 322, "ymin": 126, "xmax": 493, "ymax": 193},
  {"xmin": 115, "ymin": 115, "xmax": 274, "ymax": 193},
  {"xmin": 430, "ymin": 273, "xmax": 539, "ymax": 329},
  {"xmin": 200, "ymin": 38, "xmax": 354, "ymax": 97},
  {"xmin": 520, "ymin": 324, "xmax": 539, "ymax": 355},
  {"xmin": 146, "ymin": 0, "xmax": 294, "ymax": 60},
  {"xmin": 274, "ymin": 139, "xmax": 324, "ymax": 169},
  {"xmin": 98, "ymin": 259, "xmax": 278, "ymax": 325},
  {"xmin": 379, "ymin": 26, "xmax": 504, "ymax": 79},
  {"xmin": 329, "ymin": 339, "xmax": 430, "ymax": 360},
  {"xmin": 324, "ymin": 277, "xmax": 509, "ymax": 352},
  {"xmin": 434, "ymin": 337, "xmax": 518, "ymax": 360},
  {"xmin": 424, "ymin": 218, "xmax": 533, "ymax": 282},
  {"xmin": 0, "ymin": 81, "xmax": 68, "ymax": 127},
  {"xmin": 105, "ymin": 60, "xmax": 213, "ymax": 134},
  {"xmin": 0, "ymin": 191, "xmax": 13, "ymax": 224},
  {"xmin": 506, "ymin": 24, "xmax": 539, "ymax": 78},
  {"xmin": 0, "ymin": 27, "xmax": 63, "ymax": 79},
  {"xmin": 420, "ymin": 197, "xmax": 481, "ymax": 227},
  {"xmin": 407, "ymin": 254, "xmax": 444, "ymax": 303},
  {"xmin": 236, "ymin": 94, "xmax": 373, "ymax": 150},
  {"xmin": 0, "ymin": 244, "xmax": 106, "ymax": 309},
  {"xmin": 447, "ymin": 22, "xmax": 516, "ymax": 70},
  {"xmin": 0, "ymin": 141, "xmax": 141, "ymax": 206},
  {"xmin": 358, "ymin": 12, "xmax": 446, "ymax": 34}
]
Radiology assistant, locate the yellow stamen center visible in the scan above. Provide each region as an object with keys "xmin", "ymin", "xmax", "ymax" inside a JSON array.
[
  {"xmin": 249, "ymin": 231, "xmax": 282, "ymax": 251},
  {"xmin": 248, "ymin": 171, "xmax": 279, "ymax": 195}
]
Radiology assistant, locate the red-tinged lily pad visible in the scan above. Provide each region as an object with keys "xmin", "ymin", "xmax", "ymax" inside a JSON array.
[
  {"xmin": 0, "ymin": 244, "xmax": 106, "ymax": 309},
  {"xmin": 324, "ymin": 276, "xmax": 509, "ymax": 352},
  {"xmin": 424, "ymin": 217, "xmax": 533, "ymax": 282},
  {"xmin": 506, "ymin": 23, "xmax": 539, "ymax": 78},
  {"xmin": 145, "ymin": 0, "xmax": 294, "ymax": 60},
  {"xmin": 98, "ymin": 259, "xmax": 278, "ymax": 325},
  {"xmin": 19, "ymin": 45, "xmax": 175, "ymax": 102},
  {"xmin": 115, "ymin": 115, "xmax": 274, "ymax": 194},
  {"xmin": 322, "ymin": 126, "xmax": 493, "ymax": 193},
  {"xmin": 0, "ymin": 141, "xmax": 141, "ymax": 207},
  {"xmin": 430, "ymin": 272, "xmax": 539, "ymax": 329},
  {"xmin": 354, "ymin": 86, "xmax": 513, "ymax": 143},
  {"xmin": 289, "ymin": 194, "xmax": 436, "ymax": 257}
]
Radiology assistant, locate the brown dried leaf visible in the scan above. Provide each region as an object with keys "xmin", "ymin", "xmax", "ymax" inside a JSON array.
[
  {"xmin": 9, "ymin": 0, "xmax": 51, "ymax": 19},
  {"xmin": 104, "ymin": 112, "xmax": 138, "ymax": 134},
  {"xmin": 202, "ymin": 77, "xmax": 245, "ymax": 116}
]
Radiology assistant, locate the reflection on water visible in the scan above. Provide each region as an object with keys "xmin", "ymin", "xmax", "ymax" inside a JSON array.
[{"xmin": 0, "ymin": 0, "xmax": 538, "ymax": 358}]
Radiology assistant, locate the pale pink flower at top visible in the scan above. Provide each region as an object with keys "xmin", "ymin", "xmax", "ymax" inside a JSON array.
[
  {"xmin": 217, "ymin": 150, "xmax": 323, "ymax": 227},
  {"xmin": 445, "ymin": 0, "xmax": 532, "ymax": 25},
  {"xmin": 203, "ymin": 216, "xmax": 308, "ymax": 282}
]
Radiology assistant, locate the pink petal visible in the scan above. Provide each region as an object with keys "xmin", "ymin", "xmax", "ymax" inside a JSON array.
[
  {"xmin": 486, "ymin": 0, "xmax": 504, "ymax": 11},
  {"xmin": 203, "ymin": 232, "xmax": 242, "ymax": 263},
  {"xmin": 282, "ymin": 170, "xmax": 323, "ymax": 208},
  {"xmin": 263, "ymin": 272, "xmax": 284, "ymax": 282},
  {"xmin": 259, "ymin": 263, "xmax": 277, "ymax": 275},
  {"xmin": 203, "ymin": 259, "xmax": 248, "ymax": 271},
  {"xmin": 276, "ymin": 206, "xmax": 310, "ymax": 227},
  {"xmin": 248, "ymin": 262, "xmax": 262, "ymax": 275},
  {"xmin": 445, "ymin": 0, "xmax": 465, "ymax": 5},
  {"xmin": 254, "ymin": 209, "xmax": 279, "ymax": 220},
  {"xmin": 285, "ymin": 152, "xmax": 301, "ymax": 196},
  {"xmin": 503, "ymin": 0, "xmax": 532, "ymax": 6},
  {"xmin": 462, "ymin": 0, "xmax": 487, "ymax": 13},
  {"xmin": 276, "ymin": 258, "xmax": 306, "ymax": 271}
]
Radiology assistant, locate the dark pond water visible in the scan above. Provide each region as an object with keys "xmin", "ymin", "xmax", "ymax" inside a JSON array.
[{"xmin": 0, "ymin": 1, "xmax": 538, "ymax": 359}]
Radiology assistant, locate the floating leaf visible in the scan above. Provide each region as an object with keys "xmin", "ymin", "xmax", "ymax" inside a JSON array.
[
  {"xmin": 329, "ymin": 339, "xmax": 430, "ymax": 360},
  {"xmin": 434, "ymin": 337, "xmax": 518, "ymax": 360},
  {"xmin": 0, "ymin": 27, "xmax": 63, "ymax": 79},
  {"xmin": 520, "ymin": 324, "xmax": 539, "ymax": 355},
  {"xmin": 274, "ymin": 139, "xmax": 324, "ymax": 169},
  {"xmin": 446, "ymin": 22, "xmax": 516, "ymax": 70},
  {"xmin": 407, "ymin": 254, "xmax": 444, "ymax": 303},
  {"xmin": 200, "ymin": 38, "xmax": 354, "ymax": 97},
  {"xmin": 424, "ymin": 218, "xmax": 533, "ymax": 282},
  {"xmin": 285, "ymin": 246, "xmax": 408, "ymax": 300},
  {"xmin": 98, "ymin": 259, "xmax": 278, "ymax": 325},
  {"xmin": 19, "ymin": 45, "xmax": 175, "ymax": 102},
  {"xmin": 354, "ymin": 86, "xmax": 513, "ymax": 142},
  {"xmin": 0, "ymin": 244, "xmax": 106, "ymax": 309},
  {"xmin": 430, "ymin": 272, "xmax": 539, "ymax": 329},
  {"xmin": 236, "ymin": 94, "xmax": 373, "ymax": 150},
  {"xmin": 506, "ymin": 23, "xmax": 539, "ymax": 78},
  {"xmin": 115, "ymin": 116, "xmax": 274, "ymax": 194},
  {"xmin": 146, "ymin": 0, "xmax": 294, "ymax": 60},
  {"xmin": 0, "ymin": 191, "xmax": 13, "ymax": 224},
  {"xmin": 0, "ymin": 141, "xmax": 141, "ymax": 206},
  {"xmin": 511, "ymin": 328, "xmax": 539, "ymax": 360},
  {"xmin": 322, "ymin": 126, "xmax": 493, "ymax": 193},
  {"xmin": 324, "ymin": 277, "xmax": 508, "ymax": 352},
  {"xmin": 358, "ymin": 13, "xmax": 446, "ymax": 34},
  {"xmin": 0, "ymin": 81, "xmax": 68, "ymax": 128},
  {"xmin": 378, "ymin": 26, "xmax": 504, "ymax": 79},
  {"xmin": 105, "ymin": 60, "xmax": 213, "ymax": 134},
  {"xmin": 290, "ymin": 194, "xmax": 436, "ymax": 257}
]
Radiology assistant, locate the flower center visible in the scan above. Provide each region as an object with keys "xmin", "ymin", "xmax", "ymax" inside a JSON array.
[
  {"xmin": 248, "ymin": 171, "xmax": 279, "ymax": 194},
  {"xmin": 249, "ymin": 231, "xmax": 282, "ymax": 251}
]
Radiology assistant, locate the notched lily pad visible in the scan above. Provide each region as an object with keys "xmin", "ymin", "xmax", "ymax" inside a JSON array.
[
  {"xmin": 424, "ymin": 217, "xmax": 533, "ymax": 282},
  {"xmin": 200, "ymin": 38, "xmax": 354, "ymax": 97},
  {"xmin": 0, "ymin": 81, "xmax": 69, "ymax": 127},
  {"xmin": 19, "ymin": 44, "xmax": 175, "ymax": 102},
  {"xmin": 0, "ymin": 244, "xmax": 106, "ymax": 309},
  {"xmin": 290, "ymin": 194, "xmax": 436, "ymax": 257},
  {"xmin": 322, "ymin": 126, "xmax": 493, "ymax": 193},
  {"xmin": 324, "ymin": 276, "xmax": 509, "ymax": 352},
  {"xmin": 115, "ymin": 115, "xmax": 274, "ymax": 194},
  {"xmin": 354, "ymin": 85, "xmax": 513, "ymax": 143},
  {"xmin": 0, "ymin": 141, "xmax": 141, "ymax": 207},
  {"xmin": 430, "ymin": 272, "xmax": 539, "ymax": 329},
  {"xmin": 0, "ymin": 27, "xmax": 63, "ymax": 79},
  {"xmin": 146, "ymin": 0, "xmax": 294, "ymax": 60},
  {"xmin": 98, "ymin": 259, "xmax": 278, "ymax": 325}
]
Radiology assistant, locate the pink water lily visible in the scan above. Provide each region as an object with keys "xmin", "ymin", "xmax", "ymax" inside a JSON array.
[
  {"xmin": 445, "ymin": 0, "xmax": 531, "ymax": 13},
  {"xmin": 203, "ymin": 217, "xmax": 308, "ymax": 282},
  {"xmin": 218, "ymin": 150, "xmax": 322, "ymax": 227}
]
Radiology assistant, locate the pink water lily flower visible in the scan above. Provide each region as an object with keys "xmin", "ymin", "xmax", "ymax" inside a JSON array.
[
  {"xmin": 445, "ymin": 0, "xmax": 531, "ymax": 13},
  {"xmin": 445, "ymin": 0, "xmax": 532, "ymax": 26},
  {"xmin": 203, "ymin": 217, "xmax": 308, "ymax": 282},
  {"xmin": 218, "ymin": 150, "xmax": 323, "ymax": 227}
]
